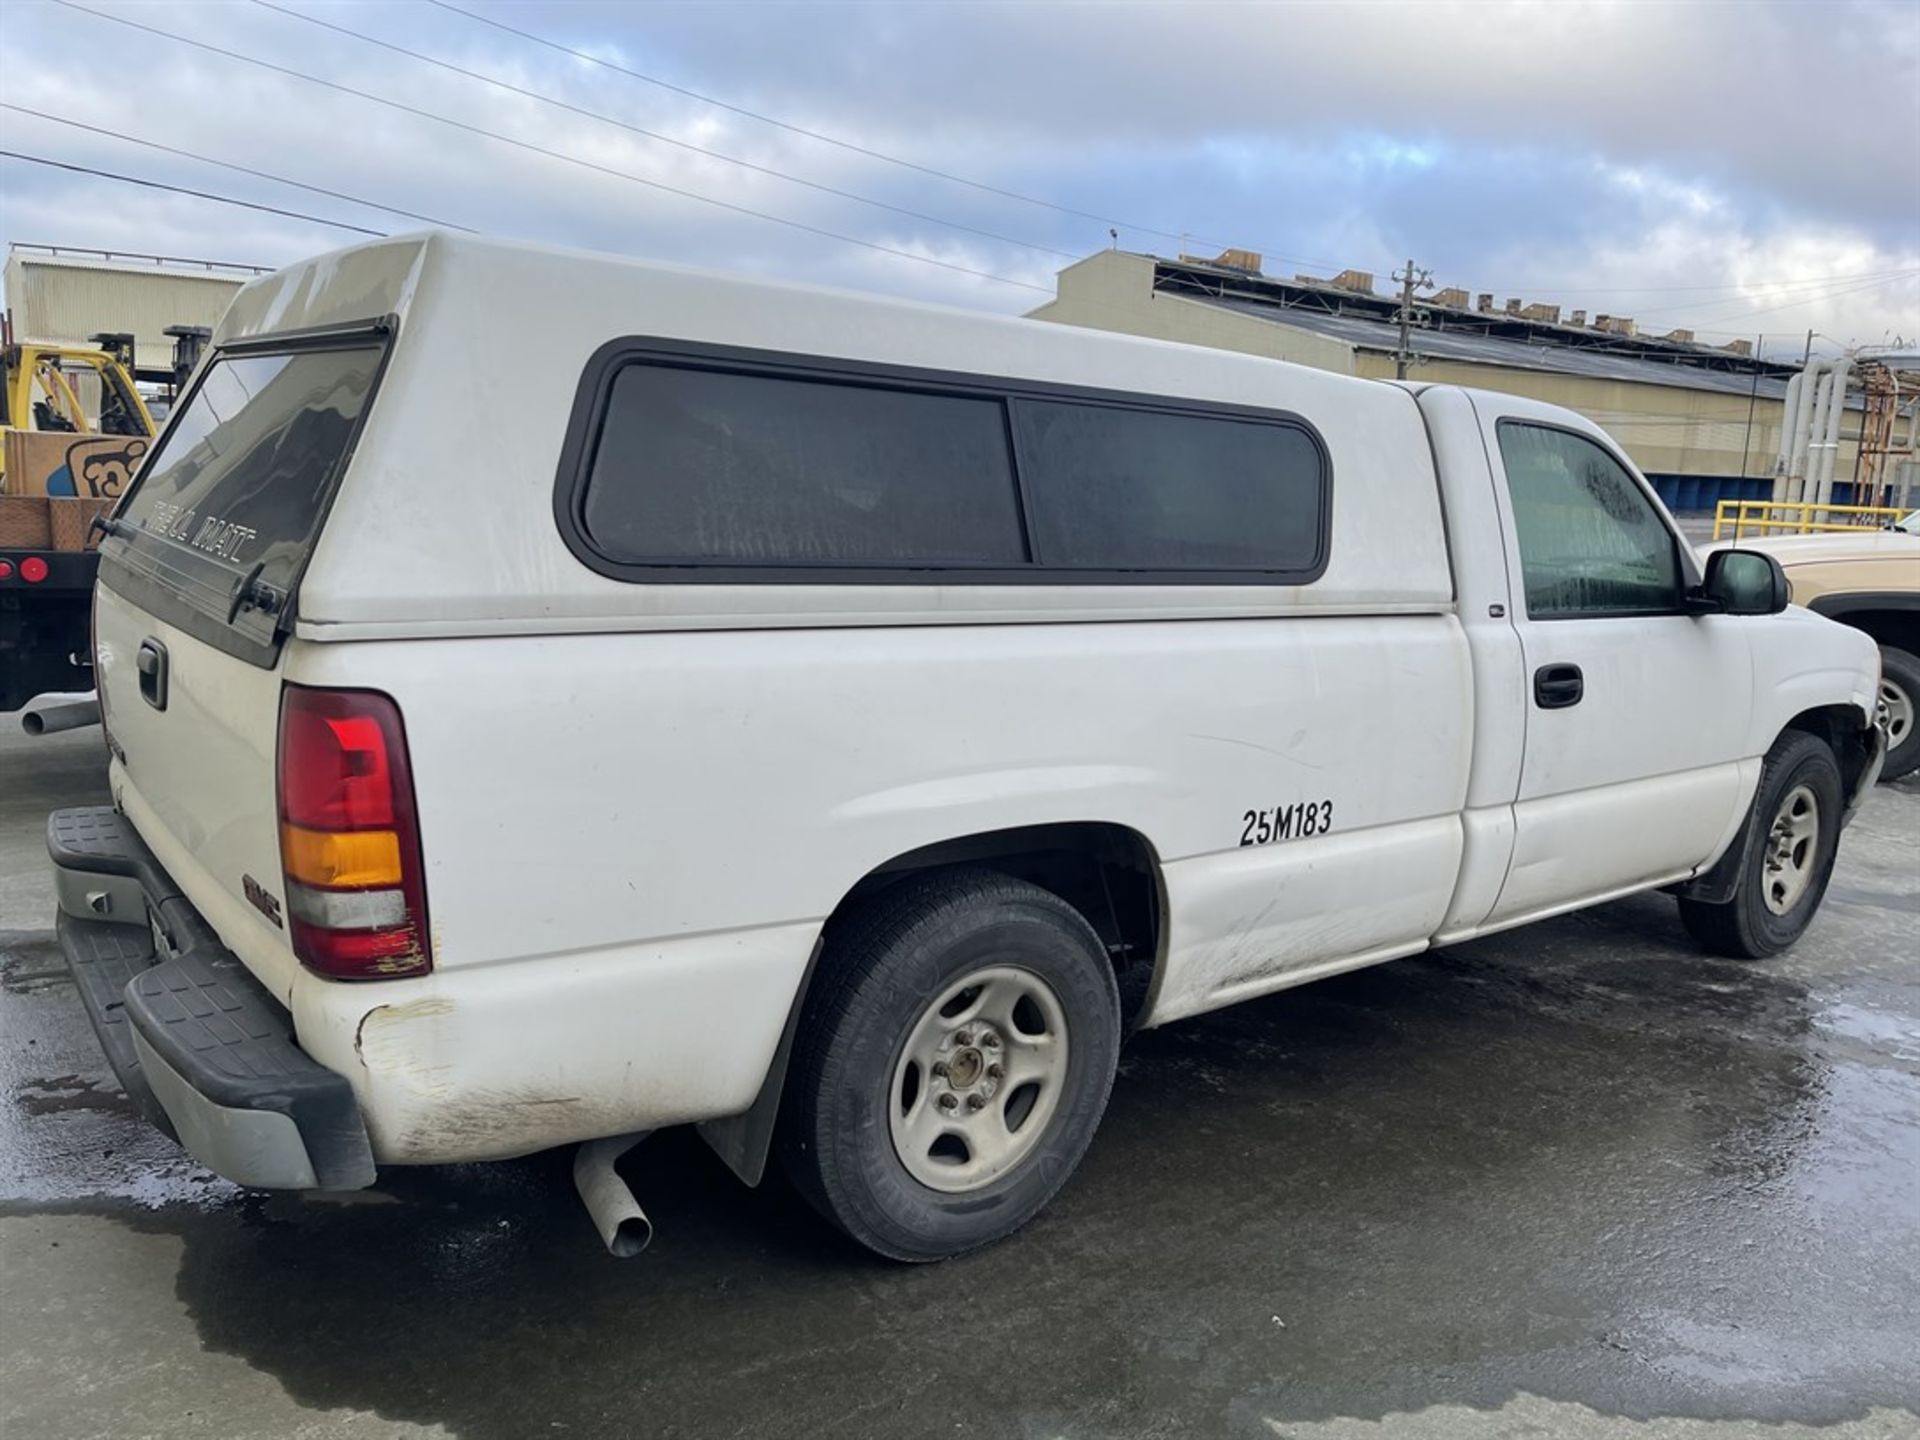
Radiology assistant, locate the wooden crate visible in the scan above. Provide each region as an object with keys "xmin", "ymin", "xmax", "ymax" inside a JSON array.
[
  {"xmin": 0, "ymin": 495, "xmax": 52, "ymax": 549},
  {"xmin": 50, "ymin": 497, "xmax": 114, "ymax": 551}
]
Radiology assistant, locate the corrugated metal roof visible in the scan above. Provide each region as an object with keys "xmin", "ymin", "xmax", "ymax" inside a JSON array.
[{"xmin": 1191, "ymin": 294, "xmax": 1813, "ymax": 403}]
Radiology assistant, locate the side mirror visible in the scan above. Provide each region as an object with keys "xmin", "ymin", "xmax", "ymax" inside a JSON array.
[{"xmin": 1692, "ymin": 548, "xmax": 1789, "ymax": 616}]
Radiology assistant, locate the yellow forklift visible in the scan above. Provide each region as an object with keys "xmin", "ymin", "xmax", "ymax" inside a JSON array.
[{"xmin": 0, "ymin": 330, "xmax": 205, "ymax": 714}]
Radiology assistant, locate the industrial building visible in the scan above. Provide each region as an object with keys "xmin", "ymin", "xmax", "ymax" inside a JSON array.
[
  {"xmin": 1030, "ymin": 249, "xmax": 1879, "ymax": 512},
  {"xmin": 2, "ymin": 244, "xmax": 260, "ymax": 385}
]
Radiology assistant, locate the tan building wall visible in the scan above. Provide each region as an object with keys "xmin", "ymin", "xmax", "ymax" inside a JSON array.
[
  {"xmin": 1031, "ymin": 251, "xmax": 1856, "ymax": 482},
  {"xmin": 3, "ymin": 251, "xmax": 252, "ymax": 372},
  {"xmin": 1346, "ymin": 352, "xmax": 1815, "ymax": 480},
  {"xmin": 1029, "ymin": 252, "xmax": 1358, "ymax": 375}
]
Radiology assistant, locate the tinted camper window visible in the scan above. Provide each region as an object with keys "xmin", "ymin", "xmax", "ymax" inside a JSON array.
[
  {"xmin": 107, "ymin": 340, "xmax": 386, "ymax": 660},
  {"xmin": 1014, "ymin": 401, "xmax": 1325, "ymax": 572},
  {"xmin": 582, "ymin": 365, "xmax": 1026, "ymax": 566},
  {"xmin": 561, "ymin": 344, "xmax": 1332, "ymax": 584}
]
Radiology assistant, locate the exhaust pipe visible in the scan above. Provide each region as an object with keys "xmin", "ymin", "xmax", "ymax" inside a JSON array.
[
  {"xmin": 22, "ymin": 697, "xmax": 101, "ymax": 736},
  {"xmin": 573, "ymin": 1132, "xmax": 653, "ymax": 1257}
]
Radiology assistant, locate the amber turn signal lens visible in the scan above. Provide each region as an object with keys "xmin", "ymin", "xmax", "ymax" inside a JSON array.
[{"xmin": 280, "ymin": 823, "xmax": 404, "ymax": 889}]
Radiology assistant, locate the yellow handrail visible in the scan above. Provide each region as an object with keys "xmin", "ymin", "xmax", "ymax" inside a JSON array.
[{"xmin": 1712, "ymin": 499, "xmax": 1908, "ymax": 541}]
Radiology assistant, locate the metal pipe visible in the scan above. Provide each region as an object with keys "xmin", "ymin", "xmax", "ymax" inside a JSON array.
[
  {"xmin": 573, "ymin": 1132, "xmax": 653, "ymax": 1258},
  {"xmin": 1775, "ymin": 369, "xmax": 1803, "ymax": 495},
  {"xmin": 1786, "ymin": 359, "xmax": 1825, "ymax": 503},
  {"xmin": 1814, "ymin": 360, "xmax": 1853, "ymax": 521},
  {"xmin": 1805, "ymin": 367, "xmax": 1838, "ymax": 516},
  {"xmin": 21, "ymin": 697, "xmax": 101, "ymax": 735}
]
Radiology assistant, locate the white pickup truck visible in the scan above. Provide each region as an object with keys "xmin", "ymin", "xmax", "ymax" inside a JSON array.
[{"xmin": 51, "ymin": 234, "xmax": 1885, "ymax": 1262}]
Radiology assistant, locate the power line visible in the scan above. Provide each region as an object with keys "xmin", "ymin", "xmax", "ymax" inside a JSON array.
[
  {"xmin": 421, "ymin": 0, "xmax": 1917, "ymax": 301},
  {"xmin": 1637, "ymin": 271, "xmax": 1919, "ymax": 327},
  {"xmin": 1620, "ymin": 268, "xmax": 1920, "ymax": 318},
  {"xmin": 1, "ymin": 104, "xmax": 475, "ymax": 232},
  {"xmin": 253, "ymin": 0, "xmax": 1077, "ymax": 264},
  {"xmin": 0, "ymin": 150, "xmax": 385, "ymax": 235},
  {"xmin": 421, "ymin": 0, "xmax": 1314, "ymax": 266},
  {"xmin": 51, "ymin": 0, "xmax": 1051, "ymax": 295},
  {"xmin": 1453, "ymin": 265, "xmax": 1919, "ymax": 298}
]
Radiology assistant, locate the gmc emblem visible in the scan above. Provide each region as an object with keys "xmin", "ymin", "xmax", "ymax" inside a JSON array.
[{"xmin": 243, "ymin": 873, "xmax": 284, "ymax": 929}]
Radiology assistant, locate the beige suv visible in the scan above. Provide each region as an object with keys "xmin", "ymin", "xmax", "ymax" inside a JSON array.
[{"xmin": 1710, "ymin": 511, "xmax": 1920, "ymax": 780}]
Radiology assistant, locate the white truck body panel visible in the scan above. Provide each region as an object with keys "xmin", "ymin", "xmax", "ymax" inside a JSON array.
[{"xmin": 85, "ymin": 233, "xmax": 1881, "ymax": 1168}]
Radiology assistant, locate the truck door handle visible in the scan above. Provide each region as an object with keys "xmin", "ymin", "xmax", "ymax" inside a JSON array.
[
  {"xmin": 1533, "ymin": 663, "xmax": 1583, "ymax": 710},
  {"xmin": 136, "ymin": 638, "xmax": 168, "ymax": 711}
]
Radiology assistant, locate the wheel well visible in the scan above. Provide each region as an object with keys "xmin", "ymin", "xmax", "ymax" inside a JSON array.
[
  {"xmin": 695, "ymin": 822, "xmax": 1169, "ymax": 1188},
  {"xmin": 836, "ymin": 822, "xmax": 1167, "ymax": 1030},
  {"xmin": 1830, "ymin": 609, "xmax": 1919, "ymax": 656},
  {"xmin": 1784, "ymin": 704, "xmax": 1875, "ymax": 796}
]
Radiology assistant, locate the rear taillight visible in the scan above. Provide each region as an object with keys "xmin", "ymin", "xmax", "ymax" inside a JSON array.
[
  {"xmin": 277, "ymin": 685, "xmax": 431, "ymax": 980},
  {"xmin": 20, "ymin": 556, "xmax": 48, "ymax": 583},
  {"xmin": 0, "ymin": 560, "xmax": 14, "ymax": 580}
]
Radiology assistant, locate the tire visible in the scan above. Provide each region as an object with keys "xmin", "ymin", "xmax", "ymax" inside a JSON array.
[
  {"xmin": 779, "ymin": 868, "xmax": 1121, "ymax": 1262},
  {"xmin": 1877, "ymin": 645, "xmax": 1920, "ymax": 782},
  {"xmin": 1677, "ymin": 730, "xmax": 1843, "ymax": 959}
]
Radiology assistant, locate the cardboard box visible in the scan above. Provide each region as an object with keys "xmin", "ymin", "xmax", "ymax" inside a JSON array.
[{"xmin": 2, "ymin": 430, "xmax": 150, "ymax": 499}]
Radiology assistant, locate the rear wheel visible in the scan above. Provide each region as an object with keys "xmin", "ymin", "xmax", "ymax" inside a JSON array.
[
  {"xmin": 1877, "ymin": 645, "xmax": 1920, "ymax": 781},
  {"xmin": 1678, "ymin": 730, "xmax": 1842, "ymax": 958},
  {"xmin": 780, "ymin": 870, "xmax": 1121, "ymax": 1261}
]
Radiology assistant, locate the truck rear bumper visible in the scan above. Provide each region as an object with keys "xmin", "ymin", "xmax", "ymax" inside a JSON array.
[{"xmin": 49, "ymin": 805, "xmax": 375, "ymax": 1190}]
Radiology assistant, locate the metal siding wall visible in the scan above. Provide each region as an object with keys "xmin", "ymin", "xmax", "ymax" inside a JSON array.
[
  {"xmin": 1350, "ymin": 352, "xmax": 1860, "ymax": 486},
  {"xmin": 6, "ymin": 260, "xmax": 245, "ymax": 366}
]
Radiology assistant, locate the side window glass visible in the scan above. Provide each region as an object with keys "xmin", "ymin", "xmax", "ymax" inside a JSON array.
[
  {"xmin": 1496, "ymin": 423, "xmax": 1680, "ymax": 617},
  {"xmin": 581, "ymin": 364, "xmax": 1026, "ymax": 567}
]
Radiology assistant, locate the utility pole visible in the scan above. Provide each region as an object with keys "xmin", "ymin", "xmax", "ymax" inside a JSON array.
[
  {"xmin": 1393, "ymin": 258, "xmax": 1434, "ymax": 379},
  {"xmin": 1801, "ymin": 329, "xmax": 1814, "ymax": 366},
  {"xmin": 1738, "ymin": 333, "xmax": 1763, "ymax": 478}
]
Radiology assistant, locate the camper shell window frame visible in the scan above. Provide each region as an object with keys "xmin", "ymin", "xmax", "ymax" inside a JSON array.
[
  {"xmin": 554, "ymin": 338, "xmax": 1334, "ymax": 586},
  {"xmin": 97, "ymin": 316, "xmax": 397, "ymax": 670}
]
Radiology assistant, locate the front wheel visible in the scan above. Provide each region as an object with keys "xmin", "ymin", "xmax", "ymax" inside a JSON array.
[
  {"xmin": 1678, "ymin": 730, "xmax": 1842, "ymax": 959},
  {"xmin": 779, "ymin": 870, "xmax": 1121, "ymax": 1261}
]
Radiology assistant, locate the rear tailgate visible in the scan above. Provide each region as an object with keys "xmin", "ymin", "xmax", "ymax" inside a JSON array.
[{"xmin": 95, "ymin": 330, "xmax": 389, "ymax": 1003}]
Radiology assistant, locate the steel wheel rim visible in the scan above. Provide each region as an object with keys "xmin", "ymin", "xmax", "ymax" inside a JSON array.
[
  {"xmin": 1882, "ymin": 677, "xmax": 1914, "ymax": 749},
  {"xmin": 888, "ymin": 965, "xmax": 1070, "ymax": 1193},
  {"xmin": 1762, "ymin": 782, "xmax": 1821, "ymax": 917}
]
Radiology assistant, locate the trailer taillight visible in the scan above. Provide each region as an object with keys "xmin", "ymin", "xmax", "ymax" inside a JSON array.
[
  {"xmin": 19, "ymin": 557, "xmax": 48, "ymax": 583},
  {"xmin": 277, "ymin": 685, "xmax": 431, "ymax": 980}
]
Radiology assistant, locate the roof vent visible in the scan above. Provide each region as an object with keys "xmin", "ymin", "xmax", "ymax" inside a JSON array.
[
  {"xmin": 1432, "ymin": 287, "xmax": 1470, "ymax": 308},
  {"xmin": 1520, "ymin": 302, "xmax": 1562, "ymax": 323},
  {"xmin": 1183, "ymin": 248, "xmax": 1263, "ymax": 274},
  {"xmin": 1330, "ymin": 269, "xmax": 1376, "ymax": 295},
  {"xmin": 1570, "ymin": 308, "xmax": 1588, "ymax": 327},
  {"xmin": 1476, "ymin": 293, "xmax": 1495, "ymax": 313},
  {"xmin": 1662, "ymin": 328, "xmax": 1695, "ymax": 344}
]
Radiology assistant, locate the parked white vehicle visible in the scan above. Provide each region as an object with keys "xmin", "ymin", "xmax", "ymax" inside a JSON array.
[{"xmin": 51, "ymin": 235, "xmax": 1885, "ymax": 1261}]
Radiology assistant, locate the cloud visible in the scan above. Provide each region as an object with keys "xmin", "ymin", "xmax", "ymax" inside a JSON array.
[{"xmin": 1, "ymin": 0, "xmax": 1914, "ymax": 348}]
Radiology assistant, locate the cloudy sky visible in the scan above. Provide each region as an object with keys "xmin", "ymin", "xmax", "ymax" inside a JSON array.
[{"xmin": 3, "ymin": 0, "xmax": 1916, "ymax": 359}]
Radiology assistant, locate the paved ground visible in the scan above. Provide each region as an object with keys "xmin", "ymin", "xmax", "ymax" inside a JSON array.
[{"xmin": 1, "ymin": 717, "xmax": 1916, "ymax": 1440}]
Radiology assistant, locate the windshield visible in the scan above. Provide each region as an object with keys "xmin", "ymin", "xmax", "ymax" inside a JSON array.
[{"xmin": 108, "ymin": 341, "xmax": 385, "ymax": 658}]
